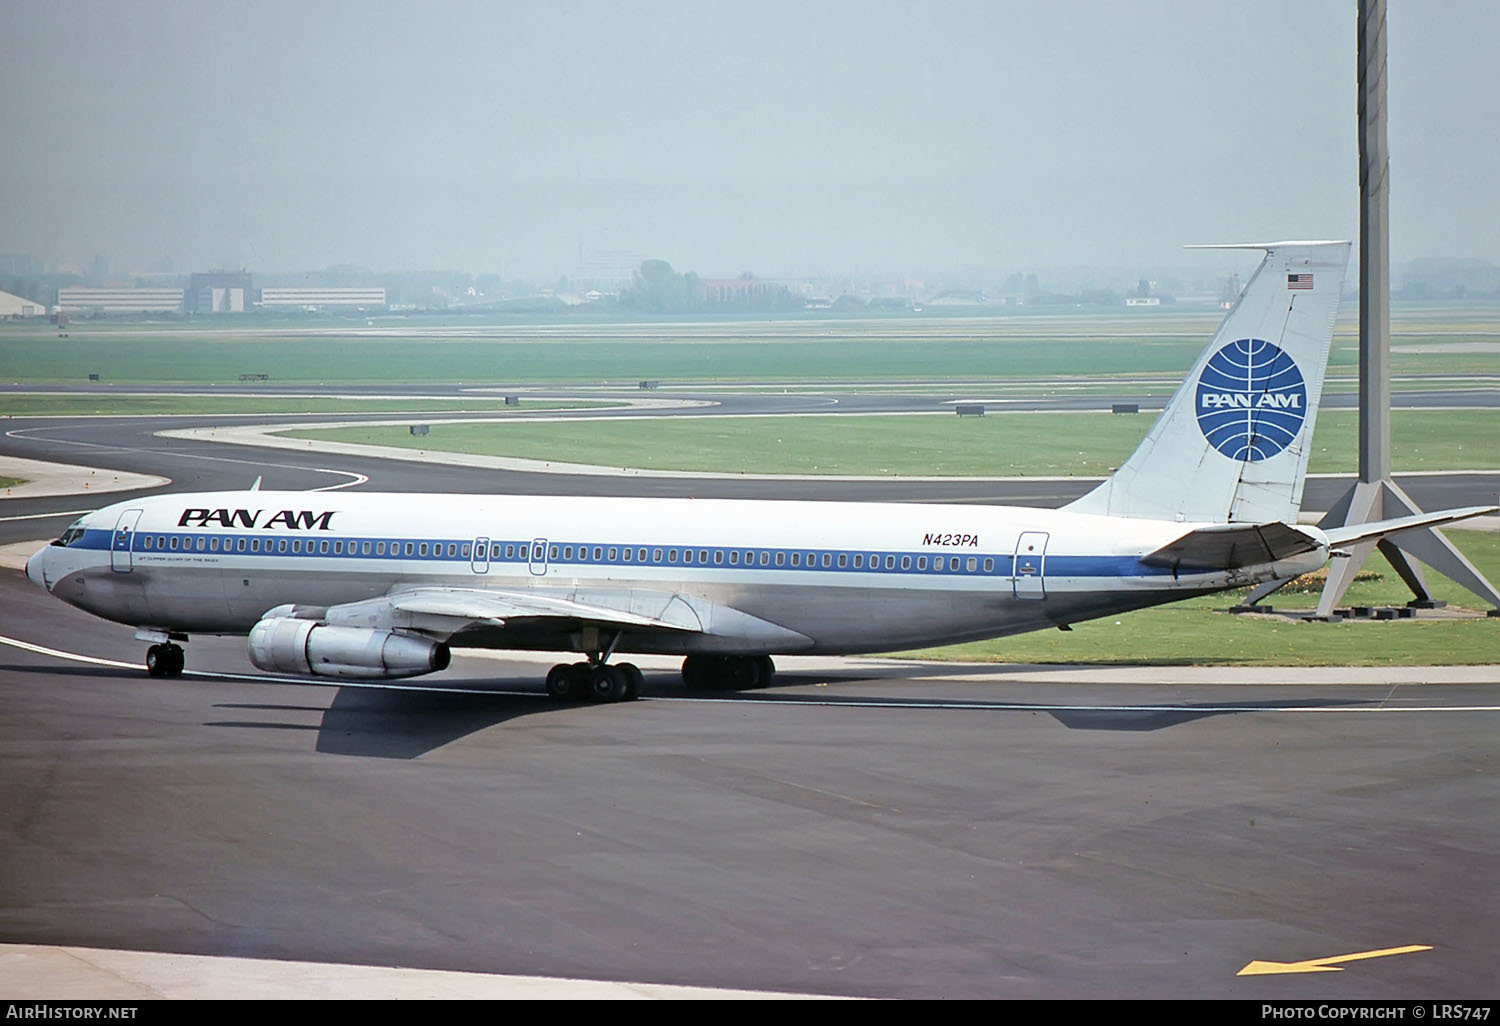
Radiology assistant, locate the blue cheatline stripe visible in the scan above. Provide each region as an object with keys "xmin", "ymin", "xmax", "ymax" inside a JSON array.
[{"xmin": 65, "ymin": 527, "xmax": 1179, "ymax": 580}]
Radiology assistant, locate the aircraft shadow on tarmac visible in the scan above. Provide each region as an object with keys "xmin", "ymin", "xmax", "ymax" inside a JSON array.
[
  {"xmin": 3, "ymin": 661, "xmax": 1379, "ymax": 757},
  {"xmin": 214, "ymin": 684, "xmax": 548, "ymax": 759},
  {"xmin": 1041, "ymin": 697, "xmax": 1368, "ymax": 732}
]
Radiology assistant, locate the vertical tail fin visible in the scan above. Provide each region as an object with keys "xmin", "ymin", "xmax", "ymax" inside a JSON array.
[{"xmin": 1065, "ymin": 240, "xmax": 1351, "ymax": 524}]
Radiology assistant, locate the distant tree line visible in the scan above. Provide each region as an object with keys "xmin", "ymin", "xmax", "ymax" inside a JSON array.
[{"xmin": 620, "ymin": 260, "xmax": 799, "ymax": 314}]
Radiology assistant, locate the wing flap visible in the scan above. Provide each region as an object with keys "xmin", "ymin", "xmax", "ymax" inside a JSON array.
[{"xmin": 389, "ymin": 589, "xmax": 699, "ymax": 631}]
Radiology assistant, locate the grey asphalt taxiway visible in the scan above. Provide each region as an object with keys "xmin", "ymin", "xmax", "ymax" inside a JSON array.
[{"xmin": 2, "ymin": 383, "xmax": 1497, "ymax": 999}]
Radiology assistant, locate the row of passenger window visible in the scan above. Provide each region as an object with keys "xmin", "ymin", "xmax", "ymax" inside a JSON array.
[
  {"xmin": 138, "ymin": 533, "xmax": 1007, "ymax": 575},
  {"xmin": 516, "ymin": 541, "xmax": 999, "ymax": 575},
  {"xmin": 141, "ymin": 534, "xmax": 468, "ymax": 558}
]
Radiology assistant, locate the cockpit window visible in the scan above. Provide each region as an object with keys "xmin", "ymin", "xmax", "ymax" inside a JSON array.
[{"xmin": 51, "ymin": 519, "xmax": 88, "ymax": 548}]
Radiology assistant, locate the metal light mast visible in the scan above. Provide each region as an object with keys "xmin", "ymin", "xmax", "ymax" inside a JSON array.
[{"xmin": 1313, "ymin": 0, "xmax": 1499, "ymax": 616}]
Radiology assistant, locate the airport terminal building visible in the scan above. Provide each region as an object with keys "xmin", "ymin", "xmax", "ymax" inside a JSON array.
[
  {"xmin": 258, "ymin": 287, "xmax": 386, "ymax": 310},
  {"xmin": 53, "ymin": 281, "xmax": 387, "ymax": 315}
]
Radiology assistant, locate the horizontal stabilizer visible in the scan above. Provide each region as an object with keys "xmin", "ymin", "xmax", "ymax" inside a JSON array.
[
  {"xmin": 1323, "ymin": 506, "xmax": 1498, "ymax": 549},
  {"xmin": 1142, "ymin": 522, "xmax": 1324, "ymax": 572}
]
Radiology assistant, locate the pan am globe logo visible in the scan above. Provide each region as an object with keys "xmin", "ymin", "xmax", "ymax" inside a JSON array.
[{"xmin": 1195, "ymin": 338, "xmax": 1307, "ymax": 461}]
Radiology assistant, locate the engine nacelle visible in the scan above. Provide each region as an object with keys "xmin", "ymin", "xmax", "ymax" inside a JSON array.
[{"xmin": 247, "ymin": 616, "xmax": 451, "ymax": 680}]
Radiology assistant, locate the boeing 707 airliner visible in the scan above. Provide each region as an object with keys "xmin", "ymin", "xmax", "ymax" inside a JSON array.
[{"xmin": 24, "ymin": 241, "xmax": 1494, "ymax": 699}]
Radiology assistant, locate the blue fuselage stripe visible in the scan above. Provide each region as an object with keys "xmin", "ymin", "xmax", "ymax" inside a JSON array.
[{"xmin": 67, "ymin": 528, "xmax": 1173, "ymax": 579}]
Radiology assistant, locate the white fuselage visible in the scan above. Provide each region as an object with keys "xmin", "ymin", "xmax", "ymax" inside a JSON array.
[{"xmin": 28, "ymin": 490, "xmax": 1327, "ymax": 656}]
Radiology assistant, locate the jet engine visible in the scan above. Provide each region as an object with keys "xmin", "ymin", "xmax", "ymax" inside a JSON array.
[{"xmin": 248, "ymin": 616, "xmax": 450, "ymax": 679}]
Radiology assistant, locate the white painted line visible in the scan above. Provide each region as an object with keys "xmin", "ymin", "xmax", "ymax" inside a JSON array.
[
  {"xmin": 0, "ymin": 634, "xmax": 140, "ymax": 669},
  {"xmin": 0, "ymin": 509, "xmax": 94, "ymax": 522}
]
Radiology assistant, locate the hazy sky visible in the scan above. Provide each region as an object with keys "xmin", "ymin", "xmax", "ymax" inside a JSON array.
[{"xmin": 2, "ymin": 0, "xmax": 1495, "ymax": 278}]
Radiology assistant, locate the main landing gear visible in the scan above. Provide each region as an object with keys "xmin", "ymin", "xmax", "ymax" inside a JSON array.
[
  {"xmin": 145, "ymin": 643, "xmax": 185, "ymax": 678},
  {"xmin": 545, "ymin": 661, "xmax": 643, "ymax": 703},
  {"xmin": 543, "ymin": 654, "xmax": 779, "ymax": 702},
  {"xmin": 681, "ymin": 654, "xmax": 775, "ymax": 691}
]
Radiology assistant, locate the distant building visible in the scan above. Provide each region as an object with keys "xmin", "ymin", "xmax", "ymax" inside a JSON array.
[
  {"xmin": 258, "ymin": 287, "xmax": 386, "ymax": 310},
  {"xmin": 186, "ymin": 271, "xmax": 252, "ymax": 314},
  {"xmin": 57, "ymin": 287, "xmax": 184, "ymax": 313},
  {"xmin": 0, "ymin": 289, "xmax": 46, "ymax": 318},
  {"xmin": 928, "ymin": 290, "xmax": 987, "ymax": 307}
]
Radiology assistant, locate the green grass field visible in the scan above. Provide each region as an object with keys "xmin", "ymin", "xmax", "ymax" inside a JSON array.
[
  {"xmin": 901, "ymin": 530, "xmax": 1500, "ymax": 666},
  {"xmin": 288, "ymin": 408, "xmax": 1500, "ymax": 476},
  {"xmin": 2, "ymin": 304, "xmax": 1495, "ymax": 384},
  {"xmin": 0, "ymin": 476, "xmax": 23, "ymax": 490}
]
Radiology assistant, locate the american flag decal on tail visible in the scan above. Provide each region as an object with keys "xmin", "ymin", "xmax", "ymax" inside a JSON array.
[{"xmin": 1287, "ymin": 273, "xmax": 1314, "ymax": 290}]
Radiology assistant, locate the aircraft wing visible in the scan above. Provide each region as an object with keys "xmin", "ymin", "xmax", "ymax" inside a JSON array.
[
  {"xmin": 1141, "ymin": 522, "xmax": 1325, "ymax": 572},
  {"xmin": 267, "ymin": 585, "xmax": 813, "ymax": 649}
]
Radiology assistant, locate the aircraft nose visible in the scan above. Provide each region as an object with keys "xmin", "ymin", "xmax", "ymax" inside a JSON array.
[{"xmin": 25, "ymin": 547, "xmax": 49, "ymax": 590}]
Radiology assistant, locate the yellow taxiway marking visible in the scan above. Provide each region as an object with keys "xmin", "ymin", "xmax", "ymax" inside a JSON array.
[{"xmin": 1238, "ymin": 945, "xmax": 1433, "ymax": 976}]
